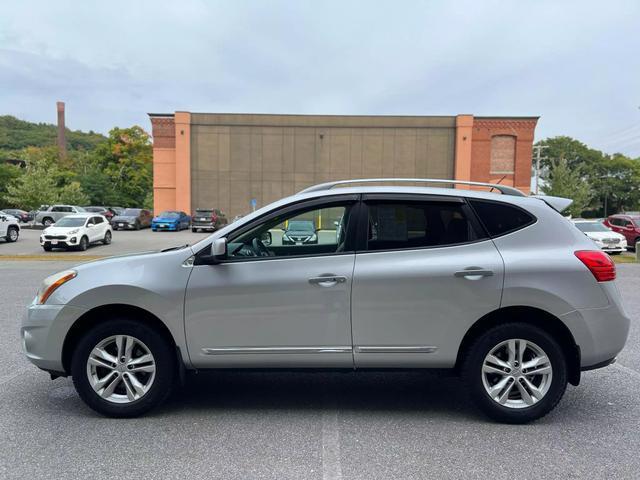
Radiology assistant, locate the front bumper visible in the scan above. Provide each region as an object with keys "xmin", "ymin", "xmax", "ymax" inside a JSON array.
[
  {"xmin": 21, "ymin": 302, "xmax": 88, "ymax": 373},
  {"xmin": 152, "ymin": 223, "xmax": 180, "ymax": 231},
  {"xmin": 113, "ymin": 221, "xmax": 136, "ymax": 229},
  {"xmin": 40, "ymin": 235, "xmax": 78, "ymax": 248}
]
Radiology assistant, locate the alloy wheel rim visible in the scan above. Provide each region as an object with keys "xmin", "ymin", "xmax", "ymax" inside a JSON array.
[
  {"xmin": 9, "ymin": 229, "xmax": 18, "ymax": 240},
  {"xmin": 481, "ymin": 339, "xmax": 553, "ymax": 409},
  {"xmin": 86, "ymin": 335, "xmax": 156, "ymax": 404}
]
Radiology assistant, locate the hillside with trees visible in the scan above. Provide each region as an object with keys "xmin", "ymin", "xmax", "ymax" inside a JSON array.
[
  {"xmin": 0, "ymin": 116, "xmax": 153, "ymax": 210},
  {"xmin": 0, "ymin": 115, "xmax": 106, "ymax": 154}
]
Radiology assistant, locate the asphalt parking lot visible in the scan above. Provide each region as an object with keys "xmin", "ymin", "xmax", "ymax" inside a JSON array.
[
  {"xmin": 1, "ymin": 260, "xmax": 639, "ymax": 479},
  {"xmin": 0, "ymin": 227, "xmax": 210, "ymax": 258}
]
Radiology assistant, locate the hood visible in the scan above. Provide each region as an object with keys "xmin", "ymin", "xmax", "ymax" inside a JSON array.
[
  {"xmin": 43, "ymin": 225, "xmax": 83, "ymax": 235},
  {"xmin": 583, "ymin": 231, "xmax": 625, "ymax": 241},
  {"xmin": 154, "ymin": 216, "xmax": 180, "ymax": 222}
]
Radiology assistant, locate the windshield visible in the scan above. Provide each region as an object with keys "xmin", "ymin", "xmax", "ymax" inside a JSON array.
[
  {"xmin": 54, "ymin": 217, "xmax": 86, "ymax": 227},
  {"xmin": 85, "ymin": 207, "xmax": 104, "ymax": 212},
  {"xmin": 575, "ymin": 222, "xmax": 611, "ymax": 233},
  {"xmin": 123, "ymin": 209, "xmax": 141, "ymax": 216},
  {"xmin": 158, "ymin": 211, "xmax": 179, "ymax": 218},
  {"xmin": 196, "ymin": 209, "xmax": 213, "ymax": 215},
  {"xmin": 286, "ymin": 220, "xmax": 315, "ymax": 231}
]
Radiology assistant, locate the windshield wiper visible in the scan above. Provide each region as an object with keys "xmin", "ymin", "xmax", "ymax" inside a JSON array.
[{"xmin": 161, "ymin": 244, "xmax": 189, "ymax": 252}]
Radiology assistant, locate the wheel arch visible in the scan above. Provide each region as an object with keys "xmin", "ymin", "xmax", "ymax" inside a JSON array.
[
  {"xmin": 455, "ymin": 306, "xmax": 581, "ymax": 386},
  {"xmin": 61, "ymin": 303, "xmax": 178, "ymax": 375}
]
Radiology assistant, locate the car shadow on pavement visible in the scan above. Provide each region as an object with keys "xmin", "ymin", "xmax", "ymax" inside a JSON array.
[{"xmin": 156, "ymin": 370, "xmax": 479, "ymax": 420}]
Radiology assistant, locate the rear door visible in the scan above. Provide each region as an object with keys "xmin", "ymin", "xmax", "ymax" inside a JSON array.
[{"xmin": 351, "ymin": 194, "xmax": 504, "ymax": 368}]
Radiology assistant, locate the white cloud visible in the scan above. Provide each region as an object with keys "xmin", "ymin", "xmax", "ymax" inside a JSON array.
[{"xmin": 0, "ymin": 0, "xmax": 638, "ymax": 156}]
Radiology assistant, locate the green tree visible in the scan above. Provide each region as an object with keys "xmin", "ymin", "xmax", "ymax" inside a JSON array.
[
  {"xmin": 0, "ymin": 162, "xmax": 23, "ymax": 207},
  {"xmin": 91, "ymin": 126, "xmax": 153, "ymax": 207},
  {"xmin": 542, "ymin": 158, "xmax": 591, "ymax": 217},
  {"xmin": 57, "ymin": 181, "xmax": 89, "ymax": 206},
  {"xmin": 5, "ymin": 148, "xmax": 59, "ymax": 210}
]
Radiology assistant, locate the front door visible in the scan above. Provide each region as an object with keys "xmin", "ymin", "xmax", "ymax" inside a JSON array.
[
  {"xmin": 351, "ymin": 195, "xmax": 504, "ymax": 368},
  {"xmin": 184, "ymin": 196, "xmax": 359, "ymax": 368}
]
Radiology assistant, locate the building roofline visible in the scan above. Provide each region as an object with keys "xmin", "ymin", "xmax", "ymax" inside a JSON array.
[
  {"xmin": 475, "ymin": 116, "xmax": 540, "ymax": 120},
  {"xmin": 147, "ymin": 113, "xmax": 175, "ymax": 118}
]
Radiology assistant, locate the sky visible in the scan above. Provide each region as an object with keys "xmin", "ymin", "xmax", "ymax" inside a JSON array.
[{"xmin": 1, "ymin": 0, "xmax": 639, "ymax": 157}]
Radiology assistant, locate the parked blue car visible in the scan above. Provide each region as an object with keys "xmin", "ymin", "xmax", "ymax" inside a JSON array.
[{"xmin": 151, "ymin": 211, "xmax": 191, "ymax": 231}]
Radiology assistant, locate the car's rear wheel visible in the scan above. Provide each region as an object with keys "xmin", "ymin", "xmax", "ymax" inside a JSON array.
[
  {"xmin": 42, "ymin": 217, "xmax": 53, "ymax": 226},
  {"xmin": 71, "ymin": 319, "xmax": 175, "ymax": 417},
  {"xmin": 103, "ymin": 230, "xmax": 112, "ymax": 245},
  {"xmin": 192, "ymin": 228, "xmax": 197, "ymax": 233},
  {"xmin": 462, "ymin": 323, "xmax": 567, "ymax": 424},
  {"xmin": 6, "ymin": 226, "xmax": 19, "ymax": 242}
]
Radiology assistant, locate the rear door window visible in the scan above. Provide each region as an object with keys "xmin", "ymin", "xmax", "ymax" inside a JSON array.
[
  {"xmin": 469, "ymin": 199, "xmax": 535, "ymax": 237},
  {"xmin": 363, "ymin": 200, "xmax": 484, "ymax": 251}
]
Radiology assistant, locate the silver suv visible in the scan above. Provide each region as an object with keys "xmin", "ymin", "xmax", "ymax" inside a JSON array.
[
  {"xmin": 35, "ymin": 205, "xmax": 86, "ymax": 226},
  {"xmin": 21, "ymin": 179, "xmax": 630, "ymax": 423}
]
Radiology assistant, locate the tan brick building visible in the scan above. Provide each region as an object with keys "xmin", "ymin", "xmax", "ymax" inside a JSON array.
[{"xmin": 149, "ymin": 112, "xmax": 538, "ymax": 217}]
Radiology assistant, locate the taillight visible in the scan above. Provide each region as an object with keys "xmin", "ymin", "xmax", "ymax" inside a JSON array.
[
  {"xmin": 211, "ymin": 214, "xmax": 217, "ymax": 222},
  {"xmin": 574, "ymin": 250, "xmax": 616, "ymax": 282}
]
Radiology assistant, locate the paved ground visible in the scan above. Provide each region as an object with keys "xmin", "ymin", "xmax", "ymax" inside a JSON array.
[
  {"xmin": 1, "ymin": 260, "xmax": 639, "ymax": 479},
  {"xmin": 0, "ymin": 227, "xmax": 210, "ymax": 258}
]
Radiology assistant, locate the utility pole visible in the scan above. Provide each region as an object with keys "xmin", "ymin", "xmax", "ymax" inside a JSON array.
[{"xmin": 532, "ymin": 145, "xmax": 548, "ymax": 195}]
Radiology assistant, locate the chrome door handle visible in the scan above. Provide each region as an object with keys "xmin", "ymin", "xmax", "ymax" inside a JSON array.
[
  {"xmin": 308, "ymin": 275, "xmax": 347, "ymax": 287},
  {"xmin": 454, "ymin": 268, "xmax": 494, "ymax": 278}
]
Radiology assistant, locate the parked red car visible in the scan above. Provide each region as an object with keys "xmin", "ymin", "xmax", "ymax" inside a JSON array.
[{"xmin": 604, "ymin": 214, "xmax": 640, "ymax": 250}]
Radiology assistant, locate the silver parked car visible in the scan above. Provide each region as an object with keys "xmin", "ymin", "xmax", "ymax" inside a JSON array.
[
  {"xmin": 21, "ymin": 178, "xmax": 629, "ymax": 422},
  {"xmin": 35, "ymin": 205, "xmax": 87, "ymax": 226}
]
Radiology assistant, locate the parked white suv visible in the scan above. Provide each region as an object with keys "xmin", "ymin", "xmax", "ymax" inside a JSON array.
[
  {"xmin": 35, "ymin": 205, "xmax": 86, "ymax": 226},
  {"xmin": 40, "ymin": 214, "xmax": 112, "ymax": 251},
  {"xmin": 0, "ymin": 211, "xmax": 20, "ymax": 242},
  {"xmin": 22, "ymin": 179, "xmax": 629, "ymax": 423}
]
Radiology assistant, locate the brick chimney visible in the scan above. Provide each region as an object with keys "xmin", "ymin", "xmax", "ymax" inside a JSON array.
[{"xmin": 56, "ymin": 101, "xmax": 66, "ymax": 159}]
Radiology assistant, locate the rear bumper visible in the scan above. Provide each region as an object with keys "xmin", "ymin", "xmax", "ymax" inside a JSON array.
[
  {"xmin": 561, "ymin": 282, "xmax": 630, "ymax": 367},
  {"xmin": 192, "ymin": 222, "xmax": 215, "ymax": 229},
  {"xmin": 21, "ymin": 303, "xmax": 88, "ymax": 373}
]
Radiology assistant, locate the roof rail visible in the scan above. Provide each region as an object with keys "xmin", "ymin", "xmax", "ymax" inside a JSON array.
[{"xmin": 298, "ymin": 178, "xmax": 526, "ymax": 197}]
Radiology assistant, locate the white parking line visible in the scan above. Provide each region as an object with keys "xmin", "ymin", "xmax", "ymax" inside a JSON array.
[{"xmin": 321, "ymin": 395, "xmax": 343, "ymax": 480}]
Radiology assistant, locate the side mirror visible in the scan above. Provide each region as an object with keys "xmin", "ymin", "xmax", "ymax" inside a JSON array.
[
  {"xmin": 260, "ymin": 231, "xmax": 272, "ymax": 246},
  {"xmin": 212, "ymin": 237, "xmax": 227, "ymax": 257}
]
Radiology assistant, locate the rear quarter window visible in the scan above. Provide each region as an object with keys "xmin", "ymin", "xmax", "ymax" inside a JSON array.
[{"xmin": 469, "ymin": 199, "xmax": 535, "ymax": 237}]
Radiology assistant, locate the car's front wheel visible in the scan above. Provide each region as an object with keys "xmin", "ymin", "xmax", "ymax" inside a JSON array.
[
  {"xmin": 77, "ymin": 236, "xmax": 89, "ymax": 251},
  {"xmin": 71, "ymin": 319, "xmax": 176, "ymax": 417},
  {"xmin": 462, "ymin": 323, "xmax": 567, "ymax": 424},
  {"xmin": 6, "ymin": 226, "xmax": 19, "ymax": 242}
]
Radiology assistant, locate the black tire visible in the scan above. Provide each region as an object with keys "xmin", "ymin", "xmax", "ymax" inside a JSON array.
[
  {"xmin": 112, "ymin": 226, "xmax": 118, "ymax": 231},
  {"xmin": 71, "ymin": 319, "xmax": 176, "ymax": 418},
  {"xmin": 42, "ymin": 217, "xmax": 53, "ymax": 226},
  {"xmin": 43, "ymin": 245, "xmax": 52, "ymax": 252},
  {"xmin": 135, "ymin": 221, "xmax": 140, "ymax": 231},
  {"xmin": 103, "ymin": 230, "xmax": 112, "ymax": 245},
  {"xmin": 461, "ymin": 322, "xmax": 567, "ymax": 424},
  {"xmin": 6, "ymin": 226, "xmax": 19, "ymax": 242},
  {"xmin": 191, "ymin": 228, "xmax": 197, "ymax": 233},
  {"xmin": 77, "ymin": 235, "xmax": 89, "ymax": 251}
]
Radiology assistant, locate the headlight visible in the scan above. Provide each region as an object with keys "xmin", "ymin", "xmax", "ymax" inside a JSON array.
[
  {"xmin": 68, "ymin": 229, "xmax": 79, "ymax": 235},
  {"xmin": 36, "ymin": 270, "xmax": 77, "ymax": 305},
  {"xmin": 309, "ymin": 233, "xmax": 317, "ymax": 241},
  {"xmin": 283, "ymin": 234, "xmax": 290, "ymax": 241}
]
